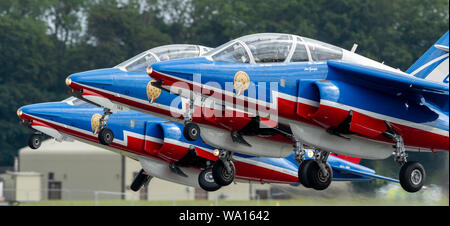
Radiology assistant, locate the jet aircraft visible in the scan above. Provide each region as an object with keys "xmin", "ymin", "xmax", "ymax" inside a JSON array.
[
  {"xmin": 16, "ymin": 97, "xmax": 398, "ymax": 191},
  {"xmin": 143, "ymin": 32, "xmax": 449, "ymax": 193},
  {"xmin": 65, "ymin": 33, "xmax": 448, "ymax": 192}
]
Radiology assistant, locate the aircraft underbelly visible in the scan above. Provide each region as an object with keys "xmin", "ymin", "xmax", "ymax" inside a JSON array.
[
  {"xmin": 199, "ymin": 125, "xmax": 293, "ymax": 158},
  {"xmin": 289, "ymin": 122, "xmax": 393, "ymax": 160},
  {"xmin": 137, "ymin": 156, "xmax": 200, "ymax": 188}
]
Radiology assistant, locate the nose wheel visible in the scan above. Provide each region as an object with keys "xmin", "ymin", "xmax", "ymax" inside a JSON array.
[
  {"xmin": 28, "ymin": 133, "xmax": 43, "ymax": 149},
  {"xmin": 98, "ymin": 128, "xmax": 114, "ymax": 145},
  {"xmin": 198, "ymin": 168, "xmax": 222, "ymax": 191},
  {"xmin": 183, "ymin": 122, "xmax": 200, "ymax": 141},
  {"xmin": 182, "ymin": 96, "xmax": 201, "ymax": 141}
]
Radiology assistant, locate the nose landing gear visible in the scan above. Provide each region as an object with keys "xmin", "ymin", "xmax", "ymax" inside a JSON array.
[
  {"xmin": 28, "ymin": 132, "xmax": 43, "ymax": 149},
  {"xmin": 92, "ymin": 108, "xmax": 114, "ymax": 145},
  {"xmin": 182, "ymin": 98, "xmax": 201, "ymax": 141}
]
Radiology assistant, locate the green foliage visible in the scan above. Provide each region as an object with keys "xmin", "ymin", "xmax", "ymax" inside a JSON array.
[{"xmin": 0, "ymin": 0, "xmax": 448, "ymax": 192}]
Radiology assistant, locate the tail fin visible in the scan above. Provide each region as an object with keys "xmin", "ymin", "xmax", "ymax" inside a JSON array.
[{"xmin": 406, "ymin": 31, "xmax": 449, "ymax": 84}]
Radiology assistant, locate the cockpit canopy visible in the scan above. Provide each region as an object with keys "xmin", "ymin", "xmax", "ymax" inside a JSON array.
[
  {"xmin": 205, "ymin": 33, "xmax": 343, "ymax": 64},
  {"xmin": 63, "ymin": 96, "xmax": 96, "ymax": 107},
  {"xmin": 115, "ymin": 44, "xmax": 212, "ymax": 72}
]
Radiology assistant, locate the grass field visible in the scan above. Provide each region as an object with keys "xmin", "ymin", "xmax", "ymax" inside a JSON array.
[{"xmin": 9, "ymin": 196, "xmax": 449, "ymax": 206}]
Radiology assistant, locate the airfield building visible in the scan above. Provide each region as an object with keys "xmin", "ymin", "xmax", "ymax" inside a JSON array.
[{"xmin": 0, "ymin": 139, "xmax": 273, "ymax": 202}]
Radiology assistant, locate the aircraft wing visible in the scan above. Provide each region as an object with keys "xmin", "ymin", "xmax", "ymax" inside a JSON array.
[
  {"xmin": 327, "ymin": 60, "xmax": 449, "ymax": 111},
  {"xmin": 334, "ymin": 166, "xmax": 399, "ymax": 183}
]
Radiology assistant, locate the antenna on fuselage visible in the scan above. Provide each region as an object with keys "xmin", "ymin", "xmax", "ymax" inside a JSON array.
[{"xmin": 351, "ymin": 43, "xmax": 358, "ymax": 53}]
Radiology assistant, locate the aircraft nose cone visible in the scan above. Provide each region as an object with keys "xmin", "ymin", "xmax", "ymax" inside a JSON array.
[
  {"xmin": 67, "ymin": 68, "xmax": 119, "ymax": 88},
  {"xmin": 19, "ymin": 102, "xmax": 68, "ymax": 120}
]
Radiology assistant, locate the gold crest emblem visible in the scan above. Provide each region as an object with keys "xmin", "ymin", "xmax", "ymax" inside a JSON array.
[
  {"xmin": 146, "ymin": 80, "xmax": 161, "ymax": 104},
  {"xmin": 91, "ymin": 113, "xmax": 102, "ymax": 134},
  {"xmin": 233, "ymin": 71, "xmax": 250, "ymax": 96}
]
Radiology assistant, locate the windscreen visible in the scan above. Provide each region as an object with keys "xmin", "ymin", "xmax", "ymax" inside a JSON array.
[
  {"xmin": 240, "ymin": 33, "xmax": 293, "ymax": 63},
  {"xmin": 115, "ymin": 45, "xmax": 205, "ymax": 72},
  {"xmin": 303, "ymin": 37, "xmax": 343, "ymax": 61},
  {"xmin": 211, "ymin": 42, "xmax": 250, "ymax": 63}
]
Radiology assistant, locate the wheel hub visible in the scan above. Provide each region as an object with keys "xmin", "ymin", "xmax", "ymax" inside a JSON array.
[
  {"xmin": 317, "ymin": 168, "xmax": 330, "ymax": 183},
  {"xmin": 410, "ymin": 169, "xmax": 422, "ymax": 185},
  {"xmin": 205, "ymin": 171, "xmax": 215, "ymax": 183}
]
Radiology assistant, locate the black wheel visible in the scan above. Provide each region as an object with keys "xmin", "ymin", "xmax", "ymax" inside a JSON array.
[
  {"xmin": 399, "ymin": 161, "xmax": 425, "ymax": 193},
  {"xmin": 298, "ymin": 159, "xmax": 314, "ymax": 188},
  {"xmin": 198, "ymin": 168, "xmax": 222, "ymax": 192},
  {"xmin": 130, "ymin": 169, "xmax": 151, "ymax": 192},
  {"xmin": 28, "ymin": 134, "xmax": 42, "ymax": 149},
  {"xmin": 183, "ymin": 122, "xmax": 200, "ymax": 141},
  {"xmin": 98, "ymin": 128, "xmax": 114, "ymax": 145},
  {"xmin": 212, "ymin": 160, "xmax": 235, "ymax": 186},
  {"xmin": 307, "ymin": 161, "xmax": 333, "ymax": 191}
]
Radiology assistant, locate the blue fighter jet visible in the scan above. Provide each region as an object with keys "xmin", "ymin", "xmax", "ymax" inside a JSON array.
[
  {"xmin": 144, "ymin": 32, "xmax": 449, "ymax": 193},
  {"xmin": 17, "ymin": 97, "xmax": 398, "ymax": 191}
]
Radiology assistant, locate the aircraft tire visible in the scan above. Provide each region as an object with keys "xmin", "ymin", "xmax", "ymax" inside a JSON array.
[
  {"xmin": 28, "ymin": 134, "xmax": 42, "ymax": 150},
  {"xmin": 298, "ymin": 159, "xmax": 314, "ymax": 188},
  {"xmin": 130, "ymin": 169, "xmax": 151, "ymax": 192},
  {"xmin": 212, "ymin": 160, "xmax": 235, "ymax": 186},
  {"xmin": 198, "ymin": 168, "xmax": 222, "ymax": 192},
  {"xmin": 183, "ymin": 122, "xmax": 200, "ymax": 141},
  {"xmin": 399, "ymin": 161, "xmax": 425, "ymax": 193},
  {"xmin": 98, "ymin": 128, "xmax": 114, "ymax": 145},
  {"xmin": 307, "ymin": 161, "xmax": 333, "ymax": 191}
]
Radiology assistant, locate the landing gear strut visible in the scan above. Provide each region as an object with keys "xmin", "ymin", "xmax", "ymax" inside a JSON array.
[
  {"xmin": 182, "ymin": 98, "xmax": 200, "ymax": 141},
  {"xmin": 211, "ymin": 150, "xmax": 235, "ymax": 186},
  {"xmin": 383, "ymin": 122, "xmax": 425, "ymax": 193},
  {"xmin": 96, "ymin": 108, "xmax": 114, "ymax": 145}
]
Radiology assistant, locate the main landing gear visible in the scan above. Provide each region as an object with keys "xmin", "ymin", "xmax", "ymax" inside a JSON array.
[
  {"xmin": 198, "ymin": 150, "xmax": 236, "ymax": 189},
  {"xmin": 198, "ymin": 167, "xmax": 222, "ymax": 192},
  {"xmin": 96, "ymin": 108, "xmax": 114, "ymax": 145},
  {"xmin": 384, "ymin": 123, "xmax": 425, "ymax": 193},
  {"xmin": 198, "ymin": 151, "xmax": 235, "ymax": 191},
  {"xmin": 294, "ymin": 140, "xmax": 333, "ymax": 190},
  {"xmin": 130, "ymin": 169, "xmax": 153, "ymax": 192},
  {"xmin": 212, "ymin": 150, "xmax": 235, "ymax": 186}
]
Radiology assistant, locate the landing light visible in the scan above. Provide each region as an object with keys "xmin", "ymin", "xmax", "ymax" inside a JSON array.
[
  {"xmin": 146, "ymin": 66, "xmax": 153, "ymax": 75},
  {"xmin": 213, "ymin": 149, "xmax": 220, "ymax": 157},
  {"xmin": 65, "ymin": 77, "xmax": 72, "ymax": 86},
  {"xmin": 17, "ymin": 109, "xmax": 23, "ymax": 117}
]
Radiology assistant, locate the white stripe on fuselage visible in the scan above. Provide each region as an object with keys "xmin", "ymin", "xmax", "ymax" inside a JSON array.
[{"xmin": 74, "ymin": 82, "xmax": 186, "ymax": 116}]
